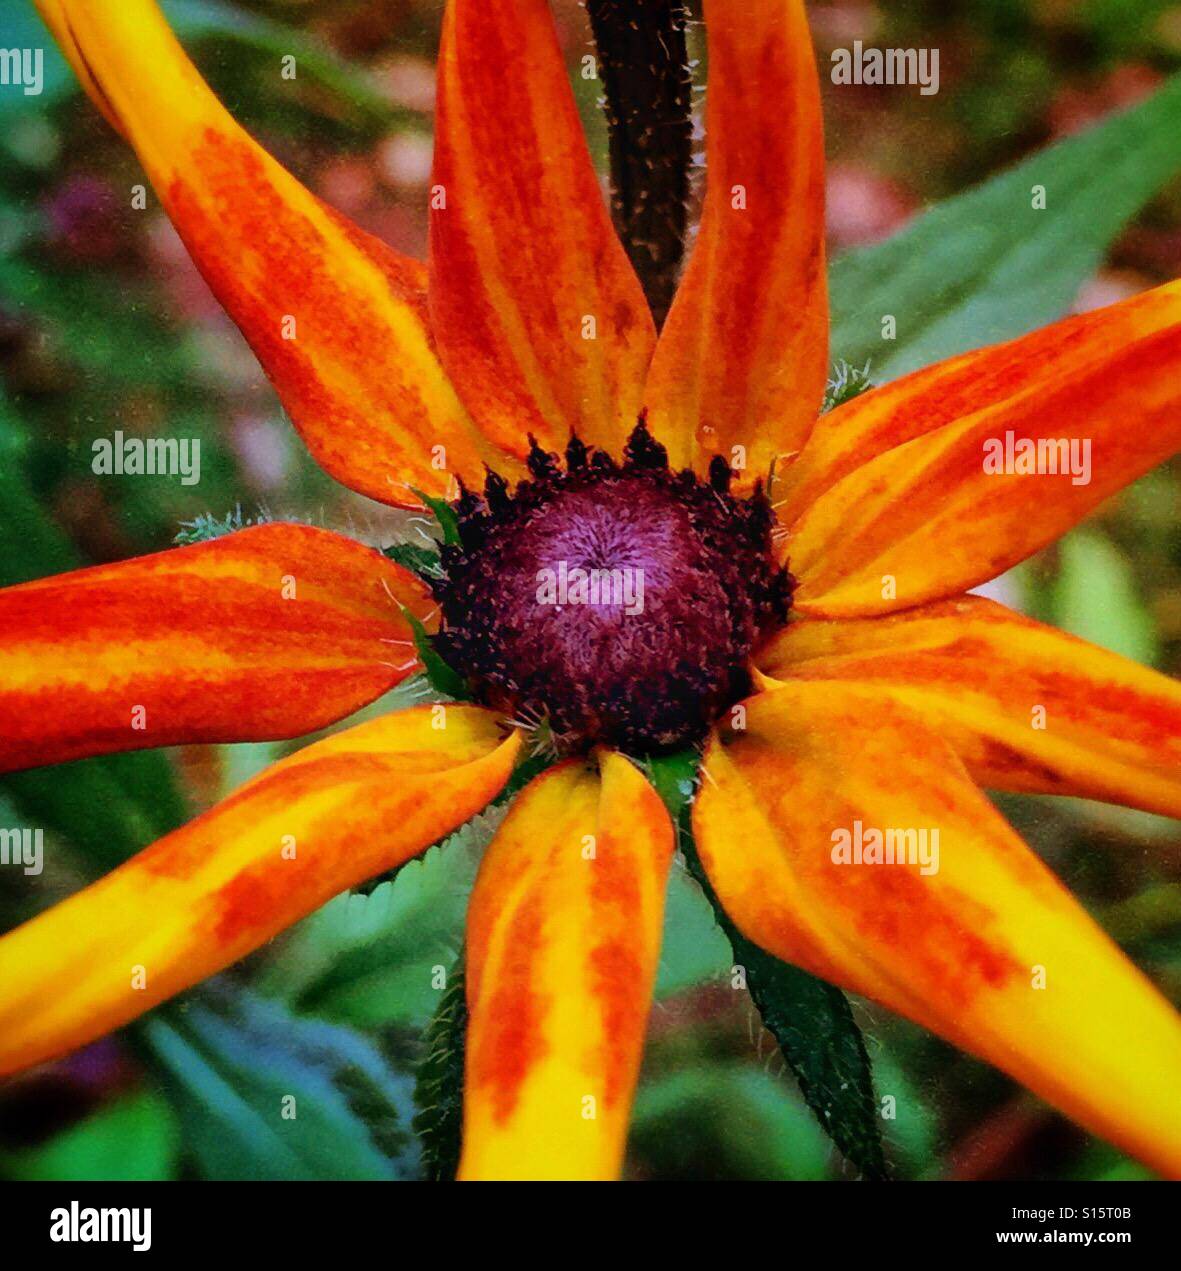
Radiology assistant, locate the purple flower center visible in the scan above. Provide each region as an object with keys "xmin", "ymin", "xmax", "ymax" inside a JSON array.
[{"xmin": 434, "ymin": 422, "xmax": 791, "ymax": 754}]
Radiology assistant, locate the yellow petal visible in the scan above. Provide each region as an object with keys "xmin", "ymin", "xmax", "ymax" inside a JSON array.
[
  {"xmin": 35, "ymin": 0, "xmax": 512, "ymax": 503},
  {"xmin": 460, "ymin": 751, "xmax": 673, "ymax": 1180},
  {"xmin": 780, "ymin": 278, "xmax": 1181, "ymax": 522},
  {"xmin": 694, "ymin": 683, "xmax": 1181, "ymax": 1176},
  {"xmin": 0, "ymin": 705, "xmax": 519, "ymax": 1077},
  {"xmin": 0, "ymin": 523, "xmax": 432, "ymax": 773},
  {"xmin": 757, "ymin": 597, "xmax": 1181, "ymax": 818},
  {"xmin": 644, "ymin": 0, "xmax": 827, "ymax": 478},
  {"xmin": 787, "ymin": 318, "xmax": 1181, "ymax": 616},
  {"xmin": 429, "ymin": 0, "xmax": 655, "ymax": 460}
]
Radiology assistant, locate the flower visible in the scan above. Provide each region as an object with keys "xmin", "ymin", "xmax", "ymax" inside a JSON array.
[{"xmin": 2, "ymin": 0, "xmax": 1180, "ymax": 1181}]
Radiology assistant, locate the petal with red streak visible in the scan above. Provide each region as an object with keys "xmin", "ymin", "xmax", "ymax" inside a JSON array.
[
  {"xmin": 35, "ymin": 0, "xmax": 511, "ymax": 503},
  {"xmin": 0, "ymin": 704, "xmax": 519, "ymax": 1077},
  {"xmin": 780, "ymin": 279, "xmax": 1181, "ymax": 521},
  {"xmin": 460, "ymin": 751, "xmax": 673, "ymax": 1180},
  {"xmin": 756, "ymin": 597, "xmax": 1181, "ymax": 819},
  {"xmin": 644, "ymin": 0, "xmax": 828, "ymax": 479},
  {"xmin": 694, "ymin": 683, "xmax": 1181, "ymax": 1177},
  {"xmin": 429, "ymin": 0, "xmax": 655, "ymax": 461},
  {"xmin": 0, "ymin": 523, "xmax": 433, "ymax": 773},
  {"xmin": 787, "ymin": 322, "xmax": 1181, "ymax": 616}
]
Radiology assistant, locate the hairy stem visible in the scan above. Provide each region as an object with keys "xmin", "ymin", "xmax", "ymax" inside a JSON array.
[{"xmin": 586, "ymin": 0, "xmax": 693, "ymax": 328}]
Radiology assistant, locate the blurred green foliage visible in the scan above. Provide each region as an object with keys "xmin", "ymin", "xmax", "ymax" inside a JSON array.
[{"xmin": 830, "ymin": 70, "xmax": 1181, "ymax": 377}]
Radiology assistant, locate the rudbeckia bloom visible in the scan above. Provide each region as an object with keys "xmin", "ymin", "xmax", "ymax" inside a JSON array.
[{"xmin": 3, "ymin": 0, "xmax": 1181, "ymax": 1181}]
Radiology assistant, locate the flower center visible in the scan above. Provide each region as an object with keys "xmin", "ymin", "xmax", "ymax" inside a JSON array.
[{"xmin": 433, "ymin": 421, "xmax": 792, "ymax": 754}]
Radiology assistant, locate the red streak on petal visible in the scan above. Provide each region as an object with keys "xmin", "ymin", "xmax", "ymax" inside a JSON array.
[
  {"xmin": 588, "ymin": 839, "xmax": 646, "ymax": 1109},
  {"xmin": 468, "ymin": 887, "xmax": 550, "ymax": 1125}
]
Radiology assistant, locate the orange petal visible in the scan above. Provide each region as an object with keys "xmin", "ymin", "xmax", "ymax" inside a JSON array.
[
  {"xmin": 0, "ymin": 704, "xmax": 519, "ymax": 1077},
  {"xmin": 0, "ymin": 523, "xmax": 432, "ymax": 773},
  {"xmin": 781, "ymin": 279, "xmax": 1181, "ymax": 521},
  {"xmin": 694, "ymin": 683, "xmax": 1181, "ymax": 1177},
  {"xmin": 643, "ymin": 0, "xmax": 827, "ymax": 478},
  {"xmin": 786, "ymin": 312, "xmax": 1181, "ymax": 616},
  {"xmin": 428, "ymin": 0, "xmax": 656, "ymax": 460},
  {"xmin": 36, "ymin": 0, "xmax": 126, "ymax": 135},
  {"xmin": 757, "ymin": 597, "xmax": 1181, "ymax": 819},
  {"xmin": 35, "ymin": 0, "xmax": 509, "ymax": 504},
  {"xmin": 460, "ymin": 751, "xmax": 673, "ymax": 1180}
]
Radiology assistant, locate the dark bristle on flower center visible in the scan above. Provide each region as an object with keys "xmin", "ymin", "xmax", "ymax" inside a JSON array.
[{"xmin": 432, "ymin": 419, "xmax": 793, "ymax": 755}]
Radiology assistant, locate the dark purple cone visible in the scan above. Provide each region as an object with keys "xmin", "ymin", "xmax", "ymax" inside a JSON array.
[{"xmin": 435, "ymin": 420, "xmax": 792, "ymax": 754}]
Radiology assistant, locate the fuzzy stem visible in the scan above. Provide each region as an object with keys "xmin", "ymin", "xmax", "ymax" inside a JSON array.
[{"xmin": 586, "ymin": 0, "xmax": 693, "ymax": 328}]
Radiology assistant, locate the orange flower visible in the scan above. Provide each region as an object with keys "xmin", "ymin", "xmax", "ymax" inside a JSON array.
[{"xmin": 3, "ymin": 0, "xmax": 1181, "ymax": 1181}]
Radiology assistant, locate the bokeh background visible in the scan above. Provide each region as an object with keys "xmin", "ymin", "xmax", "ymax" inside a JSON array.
[{"xmin": 1, "ymin": 0, "xmax": 1180, "ymax": 1181}]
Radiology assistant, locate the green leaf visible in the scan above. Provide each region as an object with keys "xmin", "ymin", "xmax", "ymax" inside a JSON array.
[
  {"xmin": 829, "ymin": 72, "xmax": 1181, "ymax": 379},
  {"xmin": 164, "ymin": 0, "xmax": 397, "ymax": 131},
  {"xmin": 630, "ymin": 1065, "xmax": 834, "ymax": 1181},
  {"xmin": 1, "ymin": 755, "xmax": 188, "ymax": 874},
  {"xmin": 0, "ymin": 408, "xmax": 75, "ymax": 580},
  {"xmin": 0, "ymin": 261, "xmax": 197, "ymax": 388},
  {"xmin": 732, "ymin": 939, "xmax": 887, "ymax": 1179},
  {"xmin": 645, "ymin": 751, "xmax": 888, "ymax": 1180},
  {"xmin": 654, "ymin": 865, "xmax": 733, "ymax": 998},
  {"xmin": 412, "ymin": 953, "xmax": 468, "ymax": 1182},
  {"xmin": 138, "ymin": 981, "xmax": 422, "ymax": 1181},
  {"xmin": 0, "ymin": 1089, "xmax": 180, "ymax": 1182},
  {"xmin": 865, "ymin": 1051, "xmax": 940, "ymax": 1180},
  {"xmin": 1050, "ymin": 528, "xmax": 1159, "ymax": 666}
]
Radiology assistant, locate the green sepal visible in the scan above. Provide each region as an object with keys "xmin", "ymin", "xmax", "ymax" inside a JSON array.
[
  {"xmin": 822, "ymin": 359, "xmax": 875, "ymax": 414},
  {"xmin": 382, "ymin": 540, "xmax": 446, "ymax": 583},
  {"xmin": 173, "ymin": 505, "xmax": 270, "ymax": 545},
  {"xmin": 409, "ymin": 486, "xmax": 461, "ymax": 546},
  {"xmin": 401, "ymin": 609, "xmax": 470, "ymax": 701}
]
